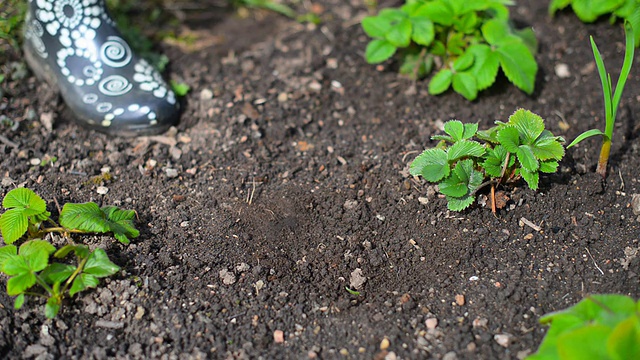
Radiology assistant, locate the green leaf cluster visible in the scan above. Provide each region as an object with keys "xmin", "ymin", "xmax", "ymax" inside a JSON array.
[
  {"xmin": 550, "ymin": 0, "xmax": 640, "ymax": 47},
  {"xmin": 0, "ymin": 188, "xmax": 137, "ymax": 318},
  {"xmin": 362, "ymin": 0, "xmax": 538, "ymax": 100},
  {"xmin": 410, "ymin": 109, "xmax": 565, "ymax": 211},
  {"xmin": 527, "ymin": 294, "xmax": 640, "ymax": 360}
]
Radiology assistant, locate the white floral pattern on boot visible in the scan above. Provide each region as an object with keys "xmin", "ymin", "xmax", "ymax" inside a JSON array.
[{"xmin": 23, "ymin": 0, "xmax": 179, "ymax": 136}]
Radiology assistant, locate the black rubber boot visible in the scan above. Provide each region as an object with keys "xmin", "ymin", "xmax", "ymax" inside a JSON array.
[{"xmin": 22, "ymin": 0, "xmax": 180, "ymax": 136}]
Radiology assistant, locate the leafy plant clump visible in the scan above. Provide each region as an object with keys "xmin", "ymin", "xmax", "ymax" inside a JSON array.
[
  {"xmin": 567, "ymin": 22, "xmax": 635, "ymax": 178},
  {"xmin": 527, "ymin": 294, "xmax": 640, "ymax": 360},
  {"xmin": 0, "ymin": 188, "xmax": 139, "ymax": 318},
  {"xmin": 550, "ymin": 0, "xmax": 640, "ymax": 46},
  {"xmin": 410, "ymin": 109, "xmax": 565, "ymax": 211},
  {"xmin": 361, "ymin": 0, "xmax": 538, "ymax": 100}
]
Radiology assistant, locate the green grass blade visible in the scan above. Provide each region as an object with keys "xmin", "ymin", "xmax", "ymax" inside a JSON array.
[
  {"xmin": 610, "ymin": 22, "xmax": 635, "ymax": 131},
  {"xmin": 567, "ymin": 129, "xmax": 606, "ymax": 148},
  {"xmin": 590, "ymin": 36, "xmax": 613, "ymax": 138}
]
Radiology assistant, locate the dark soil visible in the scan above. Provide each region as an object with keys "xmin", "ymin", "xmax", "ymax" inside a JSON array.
[{"xmin": 1, "ymin": 0, "xmax": 640, "ymax": 359}]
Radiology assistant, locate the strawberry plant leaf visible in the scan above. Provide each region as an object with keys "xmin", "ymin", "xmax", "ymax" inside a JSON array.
[
  {"xmin": 40, "ymin": 263, "xmax": 77, "ymax": 284},
  {"xmin": 540, "ymin": 160, "xmax": 559, "ymax": 174},
  {"xmin": 606, "ymin": 316, "xmax": 640, "ymax": 359},
  {"xmin": 69, "ymin": 273, "xmax": 99, "ymax": 297},
  {"xmin": 439, "ymin": 173, "xmax": 468, "ymax": 198},
  {"xmin": 14, "ymin": 293, "xmax": 25, "ymax": 309},
  {"xmin": 453, "ymin": 50, "xmax": 475, "ymax": 72},
  {"xmin": 365, "ymin": 39, "xmax": 396, "ymax": 64},
  {"xmin": 361, "ymin": 16, "xmax": 391, "ymax": 38},
  {"xmin": 385, "ymin": 18, "xmax": 412, "ymax": 47},
  {"xmin": 481, "ymin": 18, "xmax": 510, "ymax": 46},
  {"xmin": 462, "ymin": 123, "xmax": 479, "ymax": 140},
  {"xmin": 572, "ymin": 0, "xmax": 625, "ymax": 22},
  {"xmin": 19, "ymin": 239, "xmax": 55, "ymax": 258},
  {"xmin": 446, "ymin": 194, "xmax": 476, "ymax": 211},
  {"xmin": 439, "ymin": 159, "xmax": 482, "ymax": 198},
  {"xmin": 60, "ymin": 202, "xmax": 110, "ymax": 233},
  {"xmin": 482, "ymin": 145, "xmax": 510, "ymax": 177},
  {"xmin": 521, "ymin": 168, "xmax": 540, "ymax": 190},
  {"xmin": 496, "ymin": 126, "xmax": 521, "ymax": 153},
  {"xmin": 496, "ymin": 42, "xmax": 537, "ymax": 95},
  {"xmin": 411, "ymin": 18, "xmax": 434, "ymax": 46},
  {"xmin": 557, "ymin": 325, "xmax": 611, "ymax": 359},
  {"xmin": 452, "ymin": 71, "xmax": 478, "ymax": 100},
  {"xmin": 532, "ymin": 131, "xmax": 566, "ymax": 160},
  {"xmin": 415, "ymin": 2, "xmax": 455, "ymax": 26},
  {"xmin": 549, "ymin": 0, "xmax": 572, "ymax": 15},
  {"xmin": 100, "ymin": 206, "xmax": 139, "ymax": 244},
  {"xmin": 447, "ymin": 140, "xmax": 485, "ymax": 161},
  {"xmin": 0, "ymin": 245, "xmax": 17, "ymax": 268},
  {"xmin": 45, "ymin": 297, "xmax": 61, "ymax": 319},
  {"xmin": 468, "ymin": 44, "xmax": 500, "ymax": 90},
  {"xmin": 2, "ymin": 188, "xmax": 46, "ymax": 216},
  {"xmin": 444, "ymin": 120, "xmax": 464, "ymax": 141},
  {"xmin": 410, "ymin": 148, "xmax": 450, "ymax": 182},
  {"xmin": 83, "ymin": 249, "xmax": 120, "ymax": 278},
  {"xmin": 3, "ymin": 255, "xmax": 41, "ymax": 296},
  {"xmin": 54, "ymin": 244, "xmax": 90, "ymax": 259},
  {"xmin": 428, "ymin": 69, "xmax": 453, "ymax": 95},
  {"xmin": 0, "ymin": 209, "xmax": 27, "ymax": 244},
  {"xmin": 516, "ymin": 145, "xmax": 539, "ymax": 172},
  {"xmin": 509, "ymin": 109, "xmax": 545, "ymax": 144}
]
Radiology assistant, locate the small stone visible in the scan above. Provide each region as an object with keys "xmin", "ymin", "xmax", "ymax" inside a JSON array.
[
  {"xmin": 165, "ymin": 168, "xmax": 179, "ymax": 178},
  {"xmin": 134, "ymin": 306, "xmax": 145, "ymax": 320},
  {"xmin": 30, "ymin": 158, "xmax": 41, "ymax": 166},
  {"xmin": 473, "ymin": 318, "xmax": 488, "ymax": 328},
  {"xmin": 385, "ymin": 351, "xmax": 397, "ymax": 360},
  {"xmin": 425, "ymin": 318, "xmax": 438, "ymax": 329},
  {"xmin": 469, "ymin": 276, "xmax": 479, "ymax": 281},
  {"xmin": 273, "ymin": 330, "xmax": 284, "ymax": 343},
  {"xmin": 524, "ymin": 233, "xmax": 534, "ymax": 240},
  {"xmin": 40, "ymin": 112, "xmax": 54, "ymax": 132},
  {"xmin": 24, "ymin": 344, "xmax": 48, "ymax": 358},
  {"xmin": 494, "ymin": 334, "xmax": 512, "ymax": 348},
  {"xmin": 200, "ymin": 88, "xmax": 214, "ymax": 101},
  {"xmin": 236, "ymin": 263, "xmax": 250, "ymax": 272},
  {"xmin": 339, "ymin": 348, "xmax": 349, "ymax": 356},
  {"xmin": 96, "ymin": 186, "xmax": 109, "ymax": 195},
  {"xmin": 380, "ymin": 337, "xmax": 390, "ymax": 350},
  {"xmin": 443, "ymin": 351, "xmax": 458, "ymax": 360},
  {"xmin": 343, "ymin": 200, "xmax": 358, "ymax": 210},
  {"xmin": 219, "ymin": 269, "xmax": 236, "ymax": 285},
  {"xmin": 555, "ymin": 63, "xmax": 571, "ymax": 78},
  {"xmin": 455, "ymin": 294, "xmax": 465, "ymax": 306},
  {"xmin": 631, "ymin": 194, "xmax": 640, "ymax": 215},
  {"xmin": 277, "ymin": 92, "xmax": 288, "ymax": 102},
  {"xmin": 349, "ymin": 268, "xmax": 366, "ymax": 290},
  {"xmin": 418, "ymin": 197, "xmax": 429, "ymax": 205},
  {"xmin": 95, "ymin": 320, "xmax": 124, "ymax": 329},
  {"xmin": 466, "ymin": 342, "xmax": 477, "ymax": 352}
]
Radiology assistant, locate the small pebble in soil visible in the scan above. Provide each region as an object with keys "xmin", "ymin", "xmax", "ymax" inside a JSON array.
[
  {"xmin": 555, "ymin": 63, "xmax": 571, "ymax": 78},
  {"xmin": 425, "ymin": 318, "xmax": 438, "ymax": 329},
  {"xmin": 443, "ymin": 351, "xmax": 458, "ymax": 360},
  {"xmin": 165, "ymin": 168, "xmax": 179, "ymax": 178},
  {"xmin": 631, "ymin": 194, "xmax": 640, "ymax": 215},
  {"xmin": 273, "ymin": 330, "xmax": 284, "ymax": 344},
  {"xmin": 494, "ymin": 334, "xmax": 513, "ymax": 348},
  {"xmin": 455, "ymin": 294, "xmax": 465, "ymax": 306},
  {"xmin": 349, "ymin": 268, "xmax": 366, "ymax": 289},
  {"xmin": 380, "ymin": 337, "xmax": 390, "ymax": 350},
  {"xmin": 469, "ymin": 276, "xmax": 479, "ymax": 281},
  {"xmin": 219, "ymin": 269, "xmax": 236, "ymax": 285},
  {"xmin": 96, "ymin": 186, "xmax": 109, "ymax": 195},
  {"xmin": 472, "ymin": 318, "xmax": 488, "ymax": 329}
]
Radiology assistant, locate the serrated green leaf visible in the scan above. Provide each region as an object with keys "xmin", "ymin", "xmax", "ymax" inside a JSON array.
[
  {"xmin": 3, "ymin": 255, "xmax": 36, "ymax": 295},
  {"xmin": 365, "ymin": 39, "xmax": 396, "ymax": 64},
  {"xmin": 468, "ymin": 44, "xmax": 500, "ymax": 90},
  {"xmin": 439, "ymin": 159, "xmax": 482, "ymax": 199},
  {"xmin": 54, "ymin": 244, "xmax": 90, "ymax": 259},
  {"xmin": 453, "ymin": 11, "xmax": 478, "ymax": 34},
  {"xmin": 0, "ymin": 209, "xmax": 28, "ymax": 245},
  {"xmin": 509, "ymin": 109, "xmax": 545, "ymax": 144},
  {"xmin": 399, "ymin": 49, "xmax": 433, "ymax": 79},
  {"xmin": 410, "ymin": 148, "xmax": 450, "ymax": 182},
  {"xmin": 444, "ymin": 120, "xmax": 464, "ymax": 141},
  {"xmin": 497, "ymin": 42, "xmax": 537, "ymax": 94},
  {"xmin": 0, "ymin": 244, "xmax": 17, "ymax": 268},
  {"xmin": 60, "ymin": 202, "xmax": 110, "ymax": 233},
  {"xmin": 481, "ymin": 18, "xmax": 510, "ymax": 46},
  {"xmin": 101, "ymin": 206, "xmax": 139, "ymax": 244},
  {"xmin": 385, "ymin": 18, "xmax": 412, "ymax": 47},
  {"xmin": 446, "ymin": 194, "xmax": 476, "ymax": 211},
  {"xmin": 496, "ymin": 126, "xmax": 521, "ymax": 153},
  {"xmin": 14, "ymin": 293, "xmax": 25, "ymax": 309},
  {"xmin": 452, "ymin": 72, "xmax": 478, "ymax": 100},
  {"xmin": 439, "ymin": 173, "xmax": 469, "ymax": 197},
  {"xmin": 362, "ymin": 16, "xmax": 392, "ymax": 38},
  {"xmin": 540, "ymin": 160, "xmax": 559, "ymax": 174},
  {"xmin": 521, "ymin": 168, "xmax": 539, "ymax": 190},
  {"xmin": 428, "ymin": 69, "xmax": 453, "ymax": 95},
  {"xmin": 482, "ymin": 145, "xmax": 510, "ymax": 178},
  {"xmin": 447, "ymin": 140, "xmax": 485, "ymax": 161},
  {"xmin": 411, "ymin": 18, "xmax": 435, "ymax": 46},
  {"xmin": 517, "ymin": 145, "xmax": 539, "ymax": 172},
  {"xmin": 40, "ymin": 263, "xmax": 77, "ymax": 284},
  {"xmin": 69, "ymin": 273, "xmax": 99, "ymax": 297},
  {"xmin": 532, "ymin": 131, "xmax": 565, "ymax": 160},
  {"xmin": 2, "ymin": 188, "xmax": 46, "ymax": 216},
  {"xmin": 19, "ymin": 239, "xmax": 55, "ymax": 258},
  {"xmin": 83, "ymin": 249, "xmax": 120, "ymax": 278},
  {"xmin": 45, "ymin": 297, "xmax": 61, "ymax": 319},
  {"xmin": 414, "ymin": 2, "xmax": 454, "ymax": 26},
  {"xmin": 515, "ymin": 27, "xmax": 538, "ymax": 55},
  {"xmin": 453, "ymin": 50, "xmax": 475, "ymax": 72},
  {"xmin": 462, "ymin": 123, "xmax": 478, "ymax": 140},
  {"xmin": 572, "ymin": 0, "xmax": 625, "ymax": 22}
]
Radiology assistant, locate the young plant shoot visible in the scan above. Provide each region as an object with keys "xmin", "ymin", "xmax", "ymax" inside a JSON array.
[
  {"xmin": 567, "ymin": 22, "xmax": 635, "ymax": 178},
  {"xmin": 361, "ymin": 0, "xmax": 538, "ymax": 100},
  {"xmin": 0, "ymin": 188, "xmax": 138, "ymax": 318},
  {"xmin": 410, "ymin": 109, "xmax": 565, "ymax": 212}
]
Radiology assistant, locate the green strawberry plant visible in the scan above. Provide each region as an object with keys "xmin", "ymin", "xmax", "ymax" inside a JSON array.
[
  {"xmin": 361, "ymin": 0, "xmax": 538, "ymax": 100},
  {"xmin": 0, "ymin": 188, "xmax": 139, "ymax": 318},
  {"xmin": 410, "ymin": 109, "xmax": 565, "ymax": 211},
  {"xmin": 550, "ymin": 0, "xmax": 640, "ymax": 47},
  {"xmin": 527, "ymin": 294, "xmax": 640, "ymax": 360}
]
